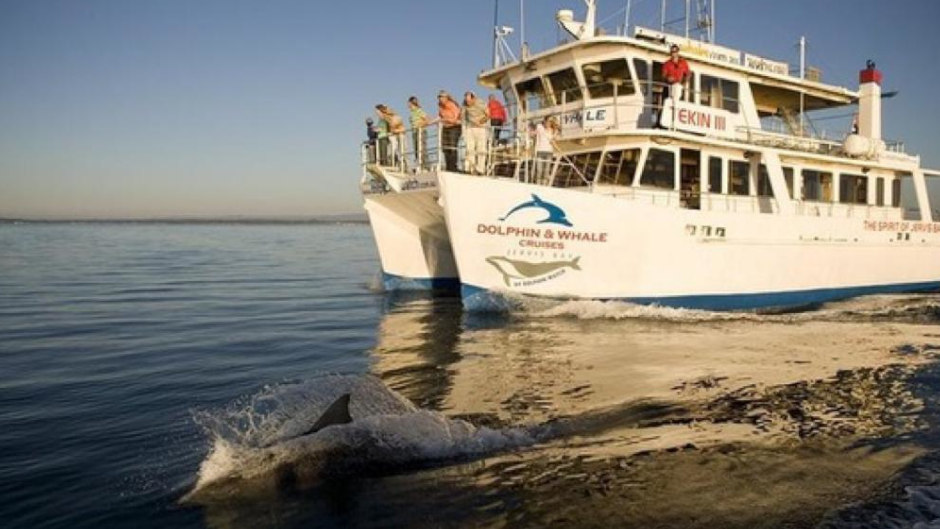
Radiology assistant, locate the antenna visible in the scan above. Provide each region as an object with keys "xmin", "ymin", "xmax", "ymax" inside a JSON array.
[
  {"xmin": 657, "ymin": 0, "xmax": 715, "ymax": 42},
  {"xmin": 557, "ymin": 0, "xmax": 597, "ymax": 41}
]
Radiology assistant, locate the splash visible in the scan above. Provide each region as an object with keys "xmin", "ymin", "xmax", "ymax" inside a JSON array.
[{"xmin": 186, "ymin": 375, "xmax": 536, "ymax": 499}]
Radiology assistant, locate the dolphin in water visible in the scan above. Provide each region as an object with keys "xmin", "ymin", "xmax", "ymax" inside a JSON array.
[
  {"xmin": 486, "ymin": 256, "xmax": 581, "ymax": 286},
  {"xmin": 499, "ymin": 194, "xmax": 574, "ymax": 227},
  {"xmin": 183, "ymin": 375, "xmax": 677, "ymax": 502}
]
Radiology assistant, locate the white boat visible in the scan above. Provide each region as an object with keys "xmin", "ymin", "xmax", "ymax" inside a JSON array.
[
  {"xmin": 432, "ymin": 0, "xmax": 940, "ymax": 311},
  {"xmin": 360, "ymin": 138, "xmax": 458, "ymax": 291}
]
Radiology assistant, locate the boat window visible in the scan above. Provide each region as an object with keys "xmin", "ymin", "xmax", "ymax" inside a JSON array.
[
  {"xmin": 757, "ymin": 165, "xmax": 773, "ymax": 197},
  {"xmin": 728, "ymin": 160, "xmax": 750, "ymax": 195},
  {"xmin": 547, "ymin": 68, "xmax": 583, "ymax": 104},
  {"xmin": 708, "ymin": 156, "xmax": 723, "ymax": 193},
  {"xmin": 802, "ymin": 169, "xmax": 833, "ymax": 202},
  {"xmin": 876, "ymin": 177, "xmax": 885, "ymax": 206},
  {"xmin": 896, "ymin": 173, "xmax": 919, "ymax": 219},
  {"xmin": 700, "ymin": 75, "xmax": 740, "ymax": 113},
  {"xmin": 582, "ymin": 59, "xmax": 636, "ymax": 98},
  {"xmin": 639, "ymin": 148, "xmax": 675, "ymax": 189},
  {"xmin": 839, "ymin": 174, "xmax": 868, "ymax": 205},
  {"xmin": 554, "ymin": 151, "xmax": 601, "ymax": 187},
  {"xmin": 515, "ymin": 77, "xmax": 550, "ymax": 112},
  {"xmin": 597, "ymin": 149, "xmax": 641, "ymax": 186},
  {"xmin": 783, "ymin": 167, "xmax": 794, "ymax": 198},
  {"xmin": 633, "ymin": 59, "xmax": 650, "ymax": 95},
  {"xmin": 891, "ymin": 177, "xmax": 901, "ymax": 207}
]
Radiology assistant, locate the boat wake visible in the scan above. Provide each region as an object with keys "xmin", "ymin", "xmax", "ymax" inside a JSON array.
[{"xmin": 519, "ymin": 293, "xmax": 940, "ymax": 325}]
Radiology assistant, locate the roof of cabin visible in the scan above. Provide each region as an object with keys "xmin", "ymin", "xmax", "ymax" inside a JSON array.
[{"xmin": 479, "ymin": 36, "xmax": 858, "ymax": 112}]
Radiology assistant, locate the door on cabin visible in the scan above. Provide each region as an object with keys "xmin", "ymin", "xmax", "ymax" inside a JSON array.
[{"xmin": 680, "ymin": 148, "xmax": 702, "ymax": 210}]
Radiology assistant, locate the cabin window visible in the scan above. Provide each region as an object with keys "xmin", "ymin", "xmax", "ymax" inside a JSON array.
[
  {"xmin": 757, "ymin": 165, "xmax": 773, "ymax": 197},
  {"xmin": 633, "ymin": 59, "xmax": 650, "ymax": 95},
  {"xmin": 891, "ymin": 178, "xmax": 901, "ymax": 207},
  {"xmin": 547, "ymin": 68, "xmax": 583, "ymax": 104},
  {"xmin": 783, "ymin": 167, "xmax": 794, "ymax": 198},
  {"xmin": 708, "ymin": 156, "xmax": 723, "ymax": 193},
  {"xmin": 700, "ymin": 75, "xmax": 740, "ymax": 113},
  {"xmin": 839, "ymin": 174, "xmax": 868, "ymax": 205},
  {"xmin": 554, "ymin": 151, "xmax": 601, "ymax": 187},
  {"xmin": 582, "ymin": 59, "xmax": 636, "ymax": 98},
  {"xmin": 639, "ymin": 148, "xmax": 675, "ymax": 189},
  {"xmin": 597, "ymin": 149, "xmax": 641, "ymax": 186},
  {"xmin": 802, "ymin": 169, "xmax": 833, "ymax": 202},
  {"xmin": 896, "ymin": 173, "xmax": 919, "ymax": 219},
  {"xmin": 515, "ymin": 77, "xmax": 550, "ymax": 111},
  {"xmin": 728, "ymin": 160, "xmax": 750, "ymax": 195},
  {"xmin": 876, "ymin": 177, "xmax": 885, "ymax": 206}
]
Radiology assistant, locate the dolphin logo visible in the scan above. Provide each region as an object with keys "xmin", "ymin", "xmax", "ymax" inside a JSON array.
[
  {"xmin": 498, "ymin": 194, "xmax": 573, "ymax": 227},
  {"xmin": 486, "ymin": 256, "xmax": 581, "ymax": 286}
]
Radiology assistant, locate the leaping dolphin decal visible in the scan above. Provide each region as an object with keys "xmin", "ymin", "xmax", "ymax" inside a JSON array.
[
  {"xmin": 486, "ymin": 256, "xmax": 581, "ymax": 286},
  {"xmin": 499, "ymin": 194, "xmax": 573, "ymax": 227}
]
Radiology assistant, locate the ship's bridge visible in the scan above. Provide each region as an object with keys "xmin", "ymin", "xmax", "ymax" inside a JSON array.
[{"xmin": 479, "ymin": 30, "xmax": 864, "ymax": 155}]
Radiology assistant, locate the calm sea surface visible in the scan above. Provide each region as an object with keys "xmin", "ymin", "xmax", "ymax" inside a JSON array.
[{"xmin": 4, "ymin": 223, "xmax": 940, "ymax": 529}]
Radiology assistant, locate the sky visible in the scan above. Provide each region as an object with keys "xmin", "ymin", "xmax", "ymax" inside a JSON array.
[{"xmin": 1, "ymin": 0, "xmax": 939, "ymax": 219}]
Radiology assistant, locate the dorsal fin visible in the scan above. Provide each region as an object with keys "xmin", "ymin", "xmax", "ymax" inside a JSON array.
[{"xmin": 300, "ymin": 393, "xmax": 352, "ymax": 437}]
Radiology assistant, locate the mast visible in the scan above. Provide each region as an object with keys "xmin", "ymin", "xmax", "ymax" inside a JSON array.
[{"xmin": 799, "ymin": 36, "xmax": 806, "ymax": 136}]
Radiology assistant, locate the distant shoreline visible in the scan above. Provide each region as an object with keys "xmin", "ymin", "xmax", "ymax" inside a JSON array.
[{"xmin": 0, "ymin": 216, "xmax": 369, "ymax": 225}]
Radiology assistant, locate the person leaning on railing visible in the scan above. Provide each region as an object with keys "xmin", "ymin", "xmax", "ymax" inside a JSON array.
[
  {"xmin": 375, "ymin": 104, "xmax": 406, "ymax": 169},
  {"xmin": 463, "ymin": 91, "xmax": 490, "ymax": 175},
  {"xmin": 408, "ymin": 96, "xmax": 430, "ymax": 171},
  {"xmin": 437, "ymin": 90, "xmax": 462, "ymax": 172}
]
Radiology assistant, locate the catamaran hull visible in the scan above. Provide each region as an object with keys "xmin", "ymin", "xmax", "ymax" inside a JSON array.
[
  {"xmin": 364, "ymin": 188, "xmax": 458, "ymax": 291},
  {"xmin": 440, "ymin": 172, "xmax": 940, "ymax": 311}
]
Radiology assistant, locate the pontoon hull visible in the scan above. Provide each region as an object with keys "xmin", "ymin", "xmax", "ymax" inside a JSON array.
[
  {"xmin": 440, "ymin": 172, "xmax": 940, "ymax": 311},
  {"xmin": 364, "ymin": 187, "xmax": 457, "ymax": 292}
]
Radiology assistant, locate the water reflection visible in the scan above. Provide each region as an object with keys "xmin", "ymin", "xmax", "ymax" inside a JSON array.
[{"xmin": 202, "ymin": 294, "xmax": 940, "ymax": 529}]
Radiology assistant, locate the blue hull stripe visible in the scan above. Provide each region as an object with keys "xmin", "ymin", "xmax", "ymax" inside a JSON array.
[
  {"xmin": 461, "ymin": 280, "xmax": 940, "ymax": 312},
  {"xmin": 383, "ymin": 272, "xmax": 460, "ymax": 292}
]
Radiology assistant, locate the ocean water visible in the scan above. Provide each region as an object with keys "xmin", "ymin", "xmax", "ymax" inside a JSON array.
[{"xmin": 3, "ymin": 223, "xmax": 940, "ymax": 529}]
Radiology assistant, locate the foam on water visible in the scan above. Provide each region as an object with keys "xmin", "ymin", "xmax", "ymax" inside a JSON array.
[
  {"xmin": 519, "ymin": 293, "xmax": 940, "ymax": 325},
  {"xmin": 188, "ymin": 375, "xmax": 536, "ymax": 498}
]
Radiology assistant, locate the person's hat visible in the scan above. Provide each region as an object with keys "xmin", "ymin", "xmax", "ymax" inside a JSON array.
[
  {"xmin": 438, "ymin": 90, "xmax": 451, "ymax": 98},
  {"xmin": 366, "ymin": 118, "xmax": 373, "ymax": 124}
]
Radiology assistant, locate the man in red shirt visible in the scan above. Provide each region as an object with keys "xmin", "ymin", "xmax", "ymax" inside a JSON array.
[
  {"xmin": 487, "ymin": 94, "xmax": 508, "ymax": 146},
  {"xmin": 662, "ymin": 44, "xmax": 691, "ymax": 100}
]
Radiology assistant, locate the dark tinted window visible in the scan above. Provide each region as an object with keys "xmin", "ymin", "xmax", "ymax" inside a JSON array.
[
  {"xmin": 708, "ymin": 156, "xmax": 723, "ymax": 193},
  {"xmin": 597, "ymin": 149, "xmax": 641, "ymax": 186},
  {"xmin": 547, "ymin": 68, "xmax": 583, "ymax": 103},
  {"xmin": 640, "ymin": 149, "xmax": 675, "ymax": 189},
  {"xmin": 729, "ymin": 160, "xmax": 749, "ymax": 195},
  {"xmin": 839, "ymin": 174, "xmax": 868, "ymax": 204},
  {"xmin": 582, "ymin": 59, "xmax": 635, "ymax": 98}
]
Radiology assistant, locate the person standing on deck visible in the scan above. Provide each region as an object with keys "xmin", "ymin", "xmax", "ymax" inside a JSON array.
[
  {"xmin": 407, "ymin": 96, "xmax": 430, "ymax": 171},
  {"xmin": 437, "ymin": 90, "xmax": 462, "ymax": 172},
  {"xmin": 365, "ymin": 118, "xmax": 378, "ymax": 163},
  {"xmin": 463, "ymin": 91, "xmax": 489, "ymax": 175},
  {"xmin": 663, "ymin": 44, "xmax": 691, "ymax": 101},
  {"xmin": 376, "ymin": 104, "xmax": 406, "ymax": 168},
  {"xmin": 487, "ymin": 94, "xmax": 508, "ymax": 147},
  {"xmin": 374, "ymin": 110, "xmax": 389, "ymax": 165},
  {"xmin": 532, "ymin": 116, "xmax": 557, "ymax": 184}
]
